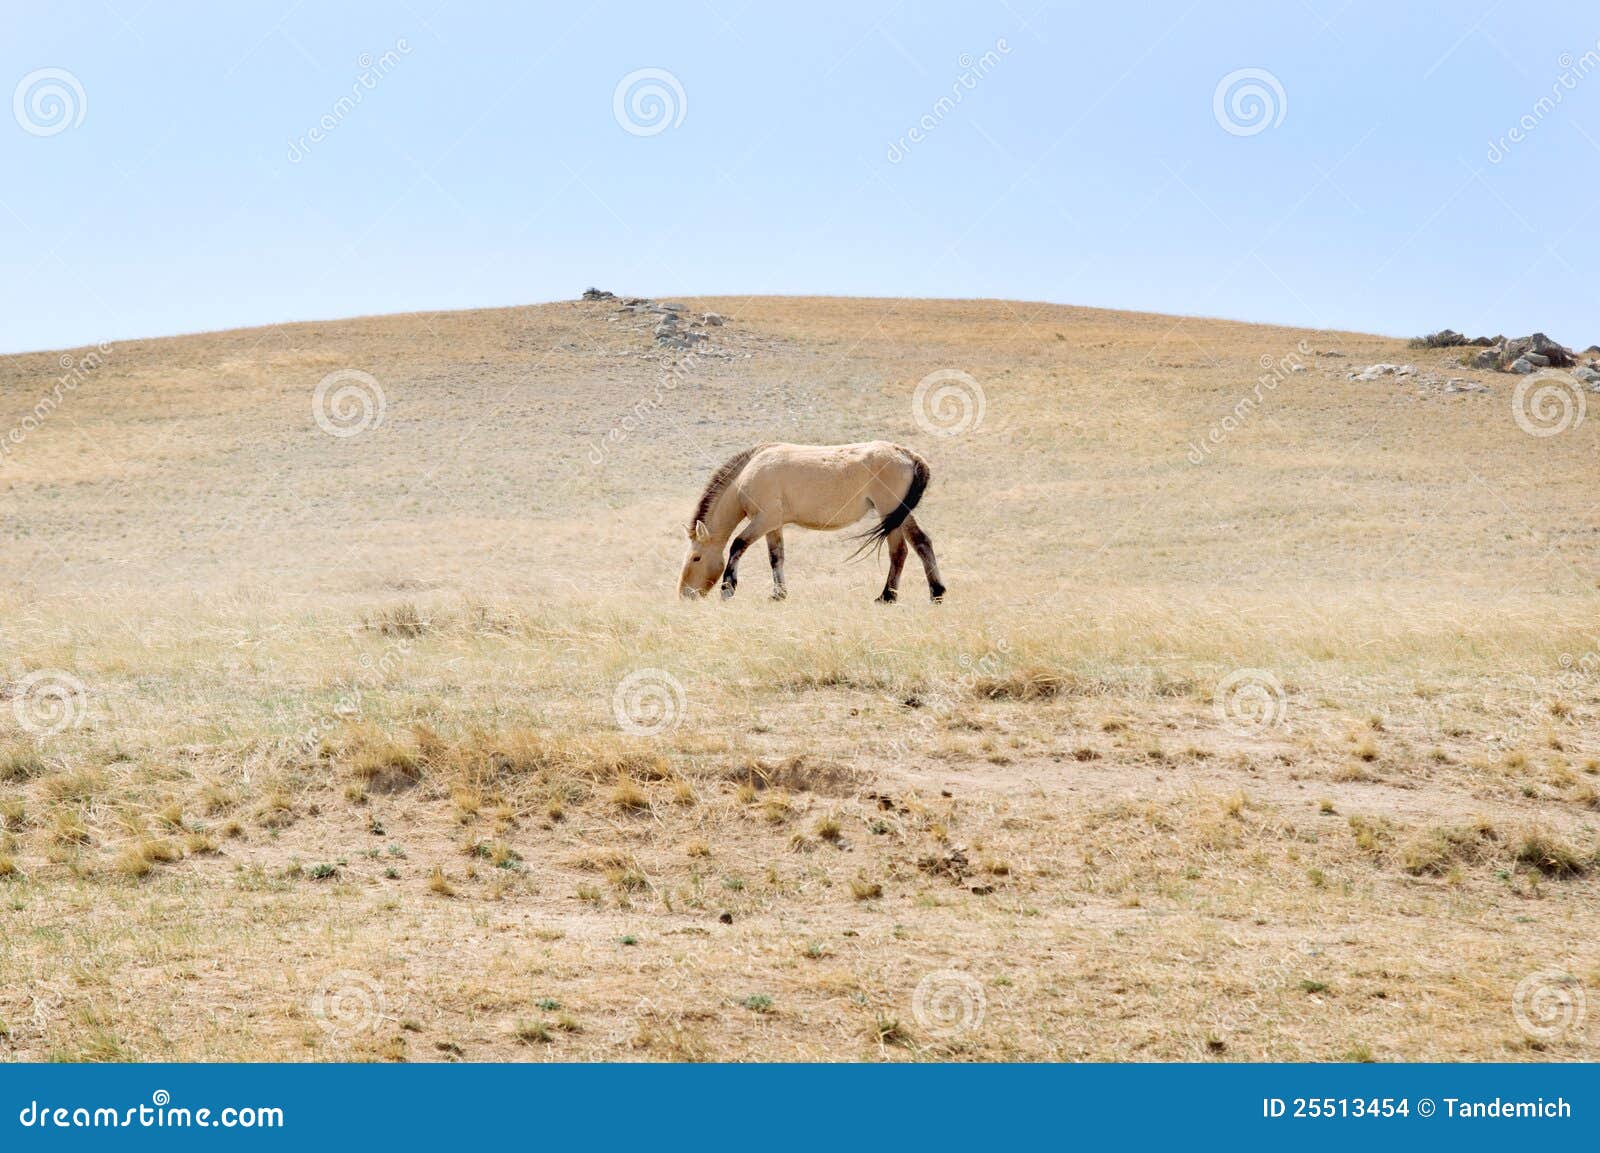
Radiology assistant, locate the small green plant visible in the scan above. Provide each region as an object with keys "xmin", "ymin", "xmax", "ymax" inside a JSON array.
[
  {"xmin": 514, "ymin": 1020, "xmax": 552, "ymax": 1044},
  {"xmin": 741, "ymin": 994, "xmax": 774, "ymax": 1013},
  {"xmin": 872, "ymin": 1017, "xmax": 909, "ymax": 1045}
]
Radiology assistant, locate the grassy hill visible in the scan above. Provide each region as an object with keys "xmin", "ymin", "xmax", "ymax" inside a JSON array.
[{"xmin": 0, "ymin": 295, "xmax": 1595, "ymax": 1060}]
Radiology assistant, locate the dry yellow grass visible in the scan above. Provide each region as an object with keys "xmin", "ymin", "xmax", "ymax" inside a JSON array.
[{"xmin": 0, "ymin": 295, "xmax": 1596, "ymax": 1061}]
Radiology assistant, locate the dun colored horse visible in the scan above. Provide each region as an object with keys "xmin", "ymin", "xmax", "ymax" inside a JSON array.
[{"xmin": 678, "ymin": 441, "xmax": 944, "ymax": 603}]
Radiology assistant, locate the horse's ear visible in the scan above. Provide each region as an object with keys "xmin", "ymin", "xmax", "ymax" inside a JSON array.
[{"xmin": 692, "ymin": 520, "xmax": 710, "ymax": 542}]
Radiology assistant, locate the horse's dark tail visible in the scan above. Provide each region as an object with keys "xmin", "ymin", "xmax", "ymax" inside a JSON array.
[{"xmin": 850, "ymin": 452, "xmax": 930, "ymax": 559}]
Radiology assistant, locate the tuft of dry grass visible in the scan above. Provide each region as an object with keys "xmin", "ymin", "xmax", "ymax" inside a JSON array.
[
  {"xmin": 1514, "ymin": 831, "xmax": 1591, "ymax": 877},
  {"xmin": 849, "ymin": 876, "xmax": 883, "ymax": 900},
  {"xmin": 114, "ymin": 838, "xmax": 182, "ymax": 878},
  {"xmin": 609, "ymin": 779, "xmax": 650, "ymax": 813}
]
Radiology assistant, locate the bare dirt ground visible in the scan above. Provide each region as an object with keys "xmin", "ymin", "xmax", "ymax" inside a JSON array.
[{"xmin": 0, "ymin": 295, "xmax": 1596, "ymax": 1061}]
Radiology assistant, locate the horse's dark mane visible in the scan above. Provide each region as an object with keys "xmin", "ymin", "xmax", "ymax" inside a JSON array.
[{"xmin": 691, "ymin": 444, "xmax": 769, "ymax": 528}]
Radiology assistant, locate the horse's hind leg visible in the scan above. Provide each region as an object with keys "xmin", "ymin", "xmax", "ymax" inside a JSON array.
[
  {"xmin": 766, "ymin": 528, "xmax": 787, "ymax": 600},
  {"xmin": 875, "ymin": 528, "xmax": 908, "ymax": 604},
  {"xmin": 904, "ymin": 515, "xmax": 945, "ymax": 602}
]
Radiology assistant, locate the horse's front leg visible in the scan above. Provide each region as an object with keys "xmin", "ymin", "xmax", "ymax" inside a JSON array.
[
  {"xmin": 720, "ymin": 516, "xmax": 777, "ymax": 600},
  {"xmin": 766, "ymin": 528, "xmax": 787, "ymax": 600}
]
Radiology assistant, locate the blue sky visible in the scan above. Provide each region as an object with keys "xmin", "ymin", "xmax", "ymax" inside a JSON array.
[{"xmin": 3, "ymin": 1, "xmax": 1599, "ymax": 354}]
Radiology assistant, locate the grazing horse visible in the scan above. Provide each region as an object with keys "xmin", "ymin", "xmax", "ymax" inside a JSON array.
[{"xmin": 678, "ymin": 441, "xmax": 945, "ymax": 603}]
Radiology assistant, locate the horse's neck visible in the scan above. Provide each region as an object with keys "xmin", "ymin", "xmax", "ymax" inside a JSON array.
[{"xmin": 705, "ymin": 487, "xmax": 745, "ymax": 546}]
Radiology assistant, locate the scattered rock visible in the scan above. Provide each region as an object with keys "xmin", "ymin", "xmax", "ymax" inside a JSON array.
[
  {"xmin": 580, "ymin": 287, "xmax": 615, "ymax": 301},
  {"xmin": 1428, "ymin": 329, "xmax": 1576, "ymax": 373},
  {"xmin": 601, "ymin": 292, "xmax": 745, "ymax": 356},
  {"xmin": 1528, "ymin": 332, "xmax": 1574, "ymax": 366},
  {"xmin": 1316, "ymin": 349, "xmax": 1347, "ymax": 358},
  {"xmin": 1509, "ymin": 357, "xmax": 1536, "ymax": 374},
  {"xmin": 1574, "ymin": 366, "xmax": 1600, "ymax": 386},
  {"xmin": 867, "ymin": 791, "xmax": 903, "ymax": 812},
  {"xmin": 916, "ymin": 846, "xmax": 971, "ymax": 883},
  {"xmin": 1489, "ymin": 332, "xmax": 1575, "ymax": 371},
  {"xmin": 1418, "ymin": 329, "xmax": 1499, "ymax": 348},
  {"xmin": 1350, "ymin": 363, "xmax": 1413, "ymax": 381}
]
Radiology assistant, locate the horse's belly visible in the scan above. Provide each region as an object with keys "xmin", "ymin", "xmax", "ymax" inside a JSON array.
[{"xmin": 791, "ymin": 496, "xmax": 872, "ymax": 531}]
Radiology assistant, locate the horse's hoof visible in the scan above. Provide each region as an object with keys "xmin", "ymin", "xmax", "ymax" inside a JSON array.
[
  {"xmin": 770, "ymin": 590, "xmax": 787, "ymax": 601},
  {"xmin": 929, "ymin": 584, "xmax": 946, "ymax": 603},
  {"xmin": 720, "ymin": 585, "xmax": 736, "ymax": 601},
  {"xmin": 875, "ymin": 592, "xmax": 897, "ymax": 604}
]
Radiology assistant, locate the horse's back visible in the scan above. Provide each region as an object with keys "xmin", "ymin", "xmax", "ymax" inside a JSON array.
[{"xmin": 747, "ymin": 440, "xmax": 913, "ymax": 474}]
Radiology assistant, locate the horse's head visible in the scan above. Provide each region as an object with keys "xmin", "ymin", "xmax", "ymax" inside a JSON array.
[{"xmin": 678, "ymin": 520, "xmax": 723, "ymax": 599}]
